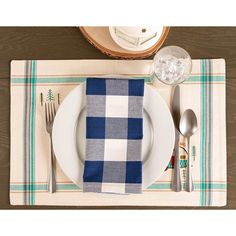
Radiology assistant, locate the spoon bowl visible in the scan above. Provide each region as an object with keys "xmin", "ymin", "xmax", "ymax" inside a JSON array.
[{"xmin": 179, "ymin": 109, "xmax": 198, "ymax": 137}]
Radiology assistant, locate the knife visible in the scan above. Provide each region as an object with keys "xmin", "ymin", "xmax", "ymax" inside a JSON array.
[{"xmin": 171, "ymin": 85, "xmax": 182, "ymax": 192}]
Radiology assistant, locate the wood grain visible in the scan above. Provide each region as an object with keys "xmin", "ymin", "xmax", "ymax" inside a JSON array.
[
  {"xmin": 79, "ymin": 27, "xmax": 170, "ymax": 59},
  {"xmin": 0, "ymin": 79, "xmax": 10, "ymax": 207},
  {"xmin": 0, "ymin": 27, "xmax": 235, "ymax": 209}
]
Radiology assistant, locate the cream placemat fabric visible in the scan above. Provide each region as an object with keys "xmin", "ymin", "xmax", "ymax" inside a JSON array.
[{"xmin": 10, "ymin": 59, "xmax": 227, "ymax": 206}]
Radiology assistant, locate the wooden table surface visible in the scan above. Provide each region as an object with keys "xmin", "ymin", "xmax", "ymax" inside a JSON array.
[{"xmin": 0, "ymin": 27, "xmax": 235, "ymax": 209}]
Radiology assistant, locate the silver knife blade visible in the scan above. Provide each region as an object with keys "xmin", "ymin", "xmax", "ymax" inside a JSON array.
[
  {"xmin": 171, "ymin": 85, "xmax": 182, "ymax": 192},
  {"xmin": 172, "ymin": 85, "xmax": 181, "ymax": 129}
]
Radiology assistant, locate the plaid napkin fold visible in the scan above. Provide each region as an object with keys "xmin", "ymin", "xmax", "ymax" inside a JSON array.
[{"xmin": 83, "ymin": 78, "xmax": 144, "ymax": 194}]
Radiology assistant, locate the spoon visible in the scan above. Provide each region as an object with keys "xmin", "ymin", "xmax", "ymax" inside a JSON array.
[{"xmin": 179, "ymin": 109, "xmax": 198, "ymax": 192}]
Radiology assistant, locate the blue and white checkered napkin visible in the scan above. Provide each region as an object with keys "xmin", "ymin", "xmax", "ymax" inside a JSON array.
[{"xmin": 83, "ymin": 78, "xmax": 144, "ymax": 194}]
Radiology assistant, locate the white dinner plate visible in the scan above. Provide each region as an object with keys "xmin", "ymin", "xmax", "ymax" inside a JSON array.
[{"xmin": 52, "ymin": 80, "xmax": 175, "ymax": 189}]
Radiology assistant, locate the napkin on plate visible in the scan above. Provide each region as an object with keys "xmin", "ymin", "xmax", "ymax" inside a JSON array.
[{"xmin": 83, "ymin": 78, "xmax": 144, "ymax": 194}]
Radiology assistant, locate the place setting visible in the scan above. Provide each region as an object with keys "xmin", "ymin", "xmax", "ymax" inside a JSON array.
[{"xmin": 10, "ymin": 27, "xmax": 227, "ymax": 207}]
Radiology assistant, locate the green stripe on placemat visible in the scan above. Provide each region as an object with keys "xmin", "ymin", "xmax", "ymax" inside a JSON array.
[
  {"xmin": 148, "ymin": 183, "xmax": 226, "ymax": 190},
  {"xmin": 12, "ymin": 77, "xmax": 87, "ymax": 84},
  {"xmin": 10, "ymin": 183, "xmax": 81, "ymax": 191},
  {"xmin": 10, "ymin": 182, "xmax": 226, "ymax": 191},
  {"xmin": 11, "ymin": 75, "xmax": 225, "ymax": 84},
  {"xmin": 188, "ymin": 75, "xmax": 224, "ymax": 82},
  {"xmin": 11, "ymin": 77, "xmax": 151, "ymax": 83}
]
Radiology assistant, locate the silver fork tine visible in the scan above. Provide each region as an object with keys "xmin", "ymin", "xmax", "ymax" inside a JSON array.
[
  {"xmin": 50, "ymin": 102, "xmax": 54, "ymax": 120},
  {"xmin": 52, "ymin": 102, "xmax": 56, "ymax": 119},
  {"xmin": 44, "ymin": 103, "xmax": 47, "ymax": 123},
  {"xmin": 49, "ymin": 102, "xmax": 52, "ymax": 122},
  {"xmin": 47, "ymin": 103, "xmax": 50, "ymax": 122},
  {"xmin": 45, "ymin": 103, "xmax": 48, "ymax": 124}
]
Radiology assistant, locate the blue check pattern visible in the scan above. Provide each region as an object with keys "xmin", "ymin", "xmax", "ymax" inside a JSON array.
[{"xmin": 83, "ymin": 78, "xmax": 144, "ymax": 194}]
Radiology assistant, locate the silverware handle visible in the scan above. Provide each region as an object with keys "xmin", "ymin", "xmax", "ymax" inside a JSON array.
[
  {"xmin": 48, "ymin": 134, "xmax": 56, "ymax": 193},
  {"xmin": 172, "ymin": 141, "xmax": 182, "ymax": 192},
  {"xmin": 186, "ymin": 137, "xmax": 194, "ymax": 192}
]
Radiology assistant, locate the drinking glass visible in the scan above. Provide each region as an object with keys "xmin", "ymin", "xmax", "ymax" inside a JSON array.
[{"xmin": 151, "ymin": 46, "xmax": 192, "ymax": 85}]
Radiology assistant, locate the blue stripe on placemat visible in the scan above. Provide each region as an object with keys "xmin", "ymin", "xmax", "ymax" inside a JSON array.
[
  {"xmin": 23, "ymin": 60, "xmax": 37, "ymax": 205},
  {"xmin": 30, "ymin": 60, "xmax": 36, "ymax": 205},
  {"xmin": 201, "ymin": 59, "xmax": 206, "ymax": 206},
  {"xmin": 207, "ymin": 60, "xmax": 213, "ymax": 206},
  {"xmin": 200, "ymin": 59, "xmax": 214, "ymax": 206}
]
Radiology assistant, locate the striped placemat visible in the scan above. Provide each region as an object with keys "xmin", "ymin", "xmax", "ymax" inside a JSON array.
[{"xmin": 10, "ymin": 59, "xmax": 227, "ymax": 206}]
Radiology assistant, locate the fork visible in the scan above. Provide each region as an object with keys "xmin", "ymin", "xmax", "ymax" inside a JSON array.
[{"xmin": 45, "ymin": 102, "xmax": 57, "ymax": 193}]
